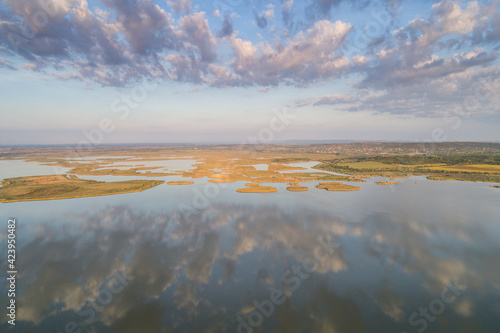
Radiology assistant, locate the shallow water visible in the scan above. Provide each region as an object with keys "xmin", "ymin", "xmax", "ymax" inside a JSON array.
[
  {"xmin": 0, "ymin": 160, "xmax": 71, "ymax": 179},
  {"xmin": 92, "ymin": 159, "xmax": 199, "ymax": 173},
  {"xmin": 0, "ymin": 160, "xmax": 499, "ymax": 332}
]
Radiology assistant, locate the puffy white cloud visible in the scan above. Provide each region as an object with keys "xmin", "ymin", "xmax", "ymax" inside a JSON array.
[
  {"xmin": 352, "ymin": 54, "xmax": 369, "ymax": 66},
  {"xmin": 228, "ymin": 20, "xmax": 352, "ymax": 86},
  {"xmin": 262, "ymin": 4, "xmax": 275, "ymax": 20}
]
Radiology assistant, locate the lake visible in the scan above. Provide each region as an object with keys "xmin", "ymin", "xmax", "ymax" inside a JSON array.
[{"xmin": 0, "ymin": 160, "xmax": 499, "ymax": 332}]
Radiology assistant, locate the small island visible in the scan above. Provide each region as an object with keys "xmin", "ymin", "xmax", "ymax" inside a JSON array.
[
  {"xmin": 375, "ymin": 181, "xmax": 399, "ymax": 185},
  {"xmin": 236, "ymin": 185, "xmax": 278, "ymax": 193},
  {"xmin": 315, "ymin": 182, "xmax": 361, "ymax": 192},
  {"xmin": 287, "ymin": 186, "xmax": 308, "ymax": 191},
  {"xmin": 0, "ymin": 175, "xmax": 164, "ymax": 203},
  {"xmin": 167, "ymin": 181, "xmax": 195, "ymax": 185}
]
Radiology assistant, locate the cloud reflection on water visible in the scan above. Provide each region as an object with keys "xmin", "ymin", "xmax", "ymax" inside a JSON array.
[{"xmin": 1, "ymin": 201, "xmax": 499, "ymax": 332}]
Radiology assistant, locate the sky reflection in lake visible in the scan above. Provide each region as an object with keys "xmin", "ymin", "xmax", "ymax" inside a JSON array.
[{"xmin": 1, "ymin": 183, "xmax": 499, "ymax": 333}]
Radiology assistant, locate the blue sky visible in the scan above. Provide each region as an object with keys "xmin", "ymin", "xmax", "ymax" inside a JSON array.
[{"xmin": 0, "ymin": 0, "xmax": 499, "ymax": 145}]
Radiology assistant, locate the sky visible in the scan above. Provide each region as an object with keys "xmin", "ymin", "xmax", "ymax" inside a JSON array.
[{"xmin": 0, "ymin": 0, "xmax": 499, "ymax": 145}]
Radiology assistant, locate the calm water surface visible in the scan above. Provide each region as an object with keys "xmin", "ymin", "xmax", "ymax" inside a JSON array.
[{"xmin": 0, "ymin": 161, "xmax": 499, "ymax": 332}]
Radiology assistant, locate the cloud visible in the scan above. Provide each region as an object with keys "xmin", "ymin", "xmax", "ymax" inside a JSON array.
[
  {"xmin": 20, "ymin": 62, "xmax": 39, "ymax": 70},
  {"xmin": 218, "ymin": 14, "xmax": 233, "ymax": 38},
  {"xmin": 0, "ymin": 0, "xmax": 175, "ymax": 86},
  {"xmin": 282, "ymin": 0, "xmax": 293, "ymax": 25},
  {"xmin": 312, "ymin": 0, "xmax": 500, "ymax": 117},
  {"xmin": 254, "ymin": 4, "xmax": 274, "ymax": 29},
  {"xmin": 167, "ymin": 0, "xmax": 191, "ymax": 15},
  {"xmin": 156, "ymin": 18, "xmax": 353, "ymax": 87},
  {"xmin": 176, "ymin": 12, "xmax": 217, "ymax": 63},
  {"xmin": 254, "ymin": 12, "xmax": 268, "ymax": 29},
  {"xmin": 226, "ymin": 20, "xmax": 353, "ymax": 86},
  {"xmin": 0, "ymin": 0, "xmax": 208, "ymax": 86},
  {"xmin": 184, "ymin": 231, "xmax": 220, "ymax": 283},
  {"xmin": 103, "ymin": 0, "xmax": 174, "ymax": 55},
  {"xmin": 295, "ymin": 93, "xmax": 358, "ymax": 107},
  {"xmin": 305, "ymin": 0, "xmax": 401, "ymax": 20},
  {"xmin": 305, "ymin": 0, "xmax": 370, "ymax": 20},
  {"xmin": 299, "ymin": 63, "xmax": 500, "ymax": 117},
  {"xmin": 362, "ymin": 48, "xmax": 498, "ymax": 89},
  {"xmin": 0, "ymin": 57, "xmax": 16, "ymax": 70},
  {"xmin": 351, "ymin": 55, "xmax": 369, "ymax": 66},
  {"xmin": 262, "ymin": 4, "xmax": 275, "ymax": 20},
  {"xmin": 6, "ymin": 194, "xmax": 498, "ymax": 331},
  {"xmin": 0, "ymin": 0, "xmax": 497, "ymax": 100}
]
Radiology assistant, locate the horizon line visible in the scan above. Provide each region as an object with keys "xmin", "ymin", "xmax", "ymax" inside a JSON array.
[{"xmin": 1, "ymin": 140, "xmax": 500, "ymax": 148}]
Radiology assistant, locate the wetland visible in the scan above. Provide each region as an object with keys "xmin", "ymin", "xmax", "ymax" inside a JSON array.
[{"xmin": 0, "ymin": 142, "xmax": 499, "ymax": 333}]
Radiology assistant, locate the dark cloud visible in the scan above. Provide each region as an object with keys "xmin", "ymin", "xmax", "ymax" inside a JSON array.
[
  {"xmin": 0, "ymin": 0, "xmax": 221, "ymax": 86},
  {"xmin": 218, "ymin": 14, "xmax": 233, "ymax": 38},
  {"xmin": 254, "ymin": 12, "xmax": 268, "ymax": 28},
  {"xmin": 219, "ymin": 257, "xmax": 236, "ymax": 281},
  {"xmin": 102, "ymin": 0, "xmax": 175, "ymax": 55},
  {"xmin": 0, "ymin": 0, "xmax": 174, "ymax": 86}
]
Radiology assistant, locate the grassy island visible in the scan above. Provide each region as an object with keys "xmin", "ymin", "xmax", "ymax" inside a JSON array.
[
  {"xmin": 375, "ymin": 181, "xmax": 399, "ymax": 185},
  {"xmin": 490, "ymin": 185, "xmax": 500, "ymax": 188},
  {"xmin": 0, "ymin": 175, "xmax": 164, "ymax": 203},
  {"xmin": 315, "ymin": 182, "xmax": 361, "ymax": 192},
  {"xmin": 167, "ymin": 181, "xmax": 194, "ymax": 185},
  {"xmin": 287, "ymin": 186, "xmax": 308, "ymax": 191},
  {"xmin": 236, "ymin": 185, "xmax": 278, "ymax": 193}
]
